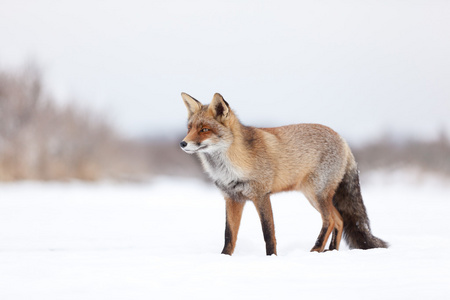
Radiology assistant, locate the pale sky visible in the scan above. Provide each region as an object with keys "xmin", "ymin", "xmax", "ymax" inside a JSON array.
[{"xmin": 1, "ymin": 0, "xmax": 449, "ymax": 144}]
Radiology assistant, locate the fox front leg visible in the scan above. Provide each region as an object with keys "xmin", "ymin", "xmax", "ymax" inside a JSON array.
[
  {"xmin": 252, "ymin": 194, "xmax": 277, "ymax": 256},
  {"xmin": 221, "ymin": 198, "xmax": 245, "ymax": 255}
]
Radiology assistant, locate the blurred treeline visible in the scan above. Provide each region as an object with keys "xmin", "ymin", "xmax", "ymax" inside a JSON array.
[
  {"xmin": 0, "ymin": 65, "xmax": 449, "ymax": 181},
  {"xmin": 0, "ymin": 65, "xmax": 202, "ymax": 181},
  {"xmin": 353, "ymin": 132, "xmax": 450, "ymax": 178}
]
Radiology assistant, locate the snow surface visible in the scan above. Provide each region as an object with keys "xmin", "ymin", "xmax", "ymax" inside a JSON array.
[{"xmin": 1, "ymin": 174, "xmax": 449, "ymax": 299}]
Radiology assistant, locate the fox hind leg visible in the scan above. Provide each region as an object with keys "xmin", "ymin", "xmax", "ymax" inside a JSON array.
[
  {"xmin": 311, "ymin": 220, "xmax": 335, "ymax": 252},
  {"xmin": 328, "ymin": 206, "xmax": 344, "ymax": 251},
  {"xmin": 310, "ymin": 191, "xmax": 341, "ymax": 252}
]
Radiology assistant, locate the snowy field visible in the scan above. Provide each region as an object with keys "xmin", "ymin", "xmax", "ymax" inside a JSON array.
[{"xmin": 1, "ymin": 173, "xmax": 449, "ymax": 299}]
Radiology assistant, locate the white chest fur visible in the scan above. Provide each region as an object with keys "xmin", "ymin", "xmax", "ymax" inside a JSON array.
[
  {"xmin": 198, "ymin": 151, "xmax": 244, "ymax": 186},
  {"xmin": 198, "ymin": 151, "xmax": 253, "ymax": 201}
]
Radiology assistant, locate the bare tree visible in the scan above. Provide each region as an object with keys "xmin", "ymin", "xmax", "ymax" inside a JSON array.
[{"xmin": 0, "ymin": 65, "xmax": 153, "ymax": 181}]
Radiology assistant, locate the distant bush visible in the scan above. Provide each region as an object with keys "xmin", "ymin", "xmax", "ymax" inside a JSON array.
[
  {"xmin": 353, "ymin": 133, "xmax": 450, "ymax": 177},
  {"xmin": 0, "ymin": 65, "xmax": 146, "ymax": 181},
  {"xmin": 142, "ymin": 136, "xmax": 206, "ymax": 179},
  {"xmin": 0, "ymin": 64, "xmax": 206, "ymax": 181}
]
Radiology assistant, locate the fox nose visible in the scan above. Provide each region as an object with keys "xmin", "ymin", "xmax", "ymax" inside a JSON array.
[{"xmin": 180, "ymin": 141, "xmax": 187, "ymax": 148}]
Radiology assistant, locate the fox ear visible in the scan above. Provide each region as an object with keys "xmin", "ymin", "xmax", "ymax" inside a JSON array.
[
  {"xmin": 209, "ymin": 93, "xmax": 230, "ymax": 121},
  {"xmin": 181, "ymin": 92, "xmax": 202, "ymax": 118}
]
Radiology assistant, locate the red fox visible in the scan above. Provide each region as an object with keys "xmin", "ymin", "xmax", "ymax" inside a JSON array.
[{"xmin": 180, "ymin": 92, "xmax": 388, "ymax": 255}]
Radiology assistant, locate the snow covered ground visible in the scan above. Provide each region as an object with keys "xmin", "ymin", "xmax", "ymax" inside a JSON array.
[{"xmin": 1, "ymin": 173, "xmax": 449, "ymax": 299}]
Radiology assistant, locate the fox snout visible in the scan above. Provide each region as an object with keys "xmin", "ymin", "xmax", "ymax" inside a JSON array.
[
  {"xmin": 180, "ymin": 140, "xmax": 192, "ymax": 153},
  {"xmin": 180, "ymin": 139, "xmax": 207, "ymax": 154}
]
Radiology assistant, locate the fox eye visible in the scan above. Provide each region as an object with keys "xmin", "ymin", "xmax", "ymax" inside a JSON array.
[{"xmin": 200, "ymin": 128, "xmax": 210, "ymax": 133}]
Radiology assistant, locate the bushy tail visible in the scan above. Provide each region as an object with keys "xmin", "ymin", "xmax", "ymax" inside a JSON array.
[{"xmin": 333, "ymin": 165, "xmax": 388, "ymax": 249}]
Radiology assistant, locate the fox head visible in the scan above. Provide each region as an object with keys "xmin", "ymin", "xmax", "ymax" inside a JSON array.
[{"xmin": 180, "ymin": 93, "xmax": 234, "ymax": 154}]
